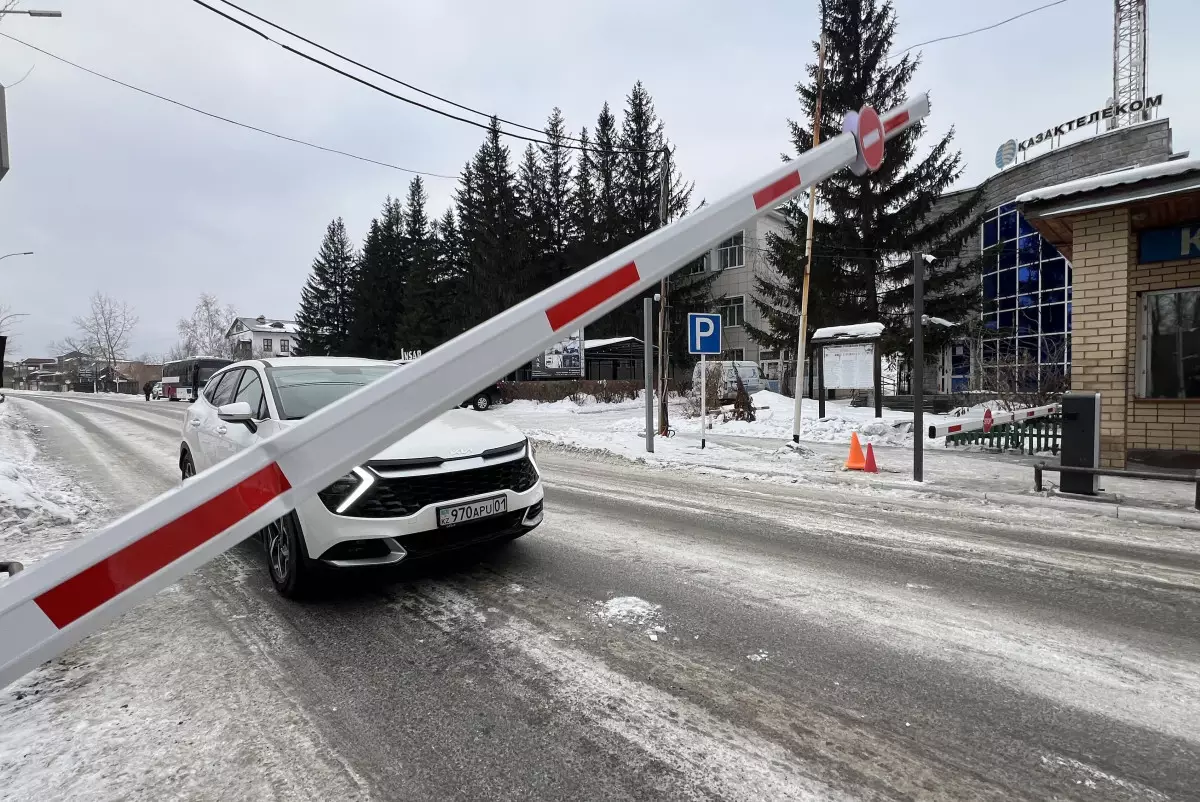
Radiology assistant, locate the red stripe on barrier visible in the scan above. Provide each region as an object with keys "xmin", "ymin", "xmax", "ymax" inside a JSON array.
[
  {"xmin": 883, "ymin": 110, "xmax": 910, "ymax": 134},
  {"xmin": 35, "ymin": 463, "xmax": 291, "ymax": 629},
  {"xmin": 752, "ymin": 171, "xmax": 802, "ymax": 210},
  {"xmin": 545, "ymin": 261, "xmax": 640, "ymax": 331},
  {"xmin": 947, "ymin": 424, "xmax": 962, "ymax": 434}
]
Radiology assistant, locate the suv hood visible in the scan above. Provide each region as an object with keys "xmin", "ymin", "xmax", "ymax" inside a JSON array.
[{"xmin": 276, "ymin": 408, "xmax": 525, "ymax": 463}]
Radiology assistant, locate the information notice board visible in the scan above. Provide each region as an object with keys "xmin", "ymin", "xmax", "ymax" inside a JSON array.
[{"xmin": 822, "ymin": 343, "xmax": 875, "ymax": 390}]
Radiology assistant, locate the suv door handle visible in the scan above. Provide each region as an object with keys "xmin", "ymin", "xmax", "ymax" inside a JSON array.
[
  {"xmin": 189, "ymin": 418, "xmax": 201, "ymax": 427},
  {"xmin": 216, "ymin": 425, "xmax": 228, "ymax": 435}
]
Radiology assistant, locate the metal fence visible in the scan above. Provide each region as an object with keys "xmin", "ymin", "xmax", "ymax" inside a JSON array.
[{"xmin": 945, "ymin": 413, "xmax": 1062, "ymax": 455}]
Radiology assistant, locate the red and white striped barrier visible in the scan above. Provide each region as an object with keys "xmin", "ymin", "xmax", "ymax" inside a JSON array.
[
  {"xmin": 928, "ymin": 403, "xmax": 1060, "ymax": 440},
  {"xmin": 0, "ymin": 95, "xmax": 929, "ymax": 689}
]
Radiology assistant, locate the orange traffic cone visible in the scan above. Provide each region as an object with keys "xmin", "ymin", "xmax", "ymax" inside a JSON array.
[
  {"xmin": 864, "ymin": 442, "xmax": 879, "ymax": 474},
  {"xmin": 844, "ymin": 432, "xmax": 866, "ymax": 471}
]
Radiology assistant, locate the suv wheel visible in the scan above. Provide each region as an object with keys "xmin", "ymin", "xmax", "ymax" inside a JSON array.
[
  {"xmin": 263, "ymin": 512, "xmax": 314, "ymax": 598},
  {"xmin": 472, "ymin": 393, "xmax": 491, "ymax": 411}
]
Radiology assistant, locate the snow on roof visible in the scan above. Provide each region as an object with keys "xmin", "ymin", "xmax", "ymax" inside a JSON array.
[
  {"xmin": 584, "ymin": 337, "xmax": 640, "ymax": 349},
  {"xmin": 812, "ymin": 322, "xmax": 884, "ymax": 340},
  {"xmin": 1015, "ymin": 157, "xmax": 1200, "ymax": 204},
  {"xmin": 926, "ymin": 317, "xmax": 956, "ymax": 328},
  {"xmin": 234, "ymin": 316, "xmax": 299, "ymax": 334}
]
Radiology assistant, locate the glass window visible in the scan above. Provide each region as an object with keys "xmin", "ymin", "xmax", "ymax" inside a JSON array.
[
  {"xmin": 983, "ymin": 340, "xmax": 998, "ymax": 361},
  {"xmin": 1018, "ymin": 337, "xmax": 1039, "ymax": 358},
  {"xmin": 1018, "ymin": 235, "xmax": 1040, "ymax": 266},
  {"xmin": 717, "ymin": 295, "xmax": 745, "ymax": 328},
  {"xmin": 1040, "ymin": 239, "xmax": 1062, "ymax": 261},
  {"xmin": 982, "ymin": 218, "xmax": 999, "ymax": 249},
  {"xmin": 719, "ymin": 349, "xmax": 745, "ymax": 361},
  {"xmin": 262, "ymin": 338, "xmax": 273, "ymax": 353},
  {"xmin": 999, "ymin": 310, "xmax": 1015, "ymax": 330},
  {"xmin": 1000, "ymin": 242, "xmax": 1017, "ymax": 271},
  {"xmin": 717, "ymin": 231, "xmax": 745, "ymax": 270},
  {"xmin": 1042, "ymin": 304, "xmax": 1066, "ymax": 333},
  {"xmin": 1042, "ymin": 289, "xmax": 1066, "ymax": 305},
  {"xmin": 1041, "ymin": 334, "xmax": 1066, "ymax": 362},
  {"xmin": 267, "ymin": 364, "xmax": 394, "ymax": 419},
  {"xmin": 1018, "ymin": 306, "xmax": 1038, "ymax": 335},
  {"xmin": 1018, "ymin": 215, "xmax": 1038, "ymax": 237},
  {"xmin": 209, "ymin": 368, "xmax": 242, "ymax": 407},
  {"xmin": 1142, "ymin": 288, "xmax": 1200, "ymax": 398},
  {"xmin": 999, "ymin": 211, "xmax": 1017, "ymax": 241},
  {"xmin": 280, "ymin": 339, "xmax": 290, "ymax": 353},
  {"xmin": 234, "ymin": 370, "xmax": 267, "ymax": 418},
  {"xmin": 999, "ymin": 295, "xmax": 1017, "ymax": 312},
  {"xmin": 1042, "ymin": 258, "xmax": 1067, "ymax": 288},
  {"xmin": 984, "ymin": 317, "xmax": 998, "ymax": 331},
  {"xmin": 999, "ymin": 269, "xmax": 1016, "ymax": 298},
  {"xmin": 687, "ymin": 254, "xmax": 708, "ymax": 276},
  {"xmin": 983, "ymin": 273, "xmax": 998, "ymax": 300},
  {"xmin": 998, "ymin": 202, "xmax": 1016, "ymax": 215},
  {"xmin": 1018, "ymin": 266, "xmax": 1039, "ymax": 294}
]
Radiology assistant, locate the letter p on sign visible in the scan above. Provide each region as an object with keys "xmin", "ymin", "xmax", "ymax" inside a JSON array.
[{"xmin": 688, "ymin": 312, "xmax": 722, "ymax": 355}]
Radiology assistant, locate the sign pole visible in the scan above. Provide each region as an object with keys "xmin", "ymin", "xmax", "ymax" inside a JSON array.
[
  {"xmin": 644, "ymin": 297, "xmax": 654, "ymax": 453},
  {"xmin": 912, "ymin": 251, "xmax": 924, "ymax": 483},
  {"xmin": 700, "ymin": 352, "xmax": 706, "ymax": 449}
]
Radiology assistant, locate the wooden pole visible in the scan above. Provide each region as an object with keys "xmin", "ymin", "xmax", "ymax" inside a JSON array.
[
  {"xmin": 657, "ymin": 147, "xmax": 671, "ymax": 436},
  {"xmin": 790, "ymin": 28, "xmax": 827, "ymax": 443}
]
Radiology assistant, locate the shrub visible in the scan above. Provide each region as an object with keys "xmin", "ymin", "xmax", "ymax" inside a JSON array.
[{"xmin": 501, "ymin": 379, "xmax": 644, "ymax": 404}]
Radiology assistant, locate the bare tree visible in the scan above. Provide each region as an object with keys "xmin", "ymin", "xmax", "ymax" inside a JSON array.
[
  {"xmin": 0, "ymin": 305, "xmax": 26, "ymax": 338},
  {"xmin": 177, "ymin": 293, "xmax": 237, "ymax": 358},
  {"xmin": 55, "ymin": 293, "xmax": 138, "ymax": 369}
]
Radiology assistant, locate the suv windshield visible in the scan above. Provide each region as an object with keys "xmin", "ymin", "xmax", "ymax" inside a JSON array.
[{"xmin": 267, "ymin": 365, "xmax": 394, "ymax": 420}]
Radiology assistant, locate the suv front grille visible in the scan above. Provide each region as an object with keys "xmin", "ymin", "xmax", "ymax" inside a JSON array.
[{"xmin": 342, "ymin": 456, "xmax": 539, "ymax": 518}]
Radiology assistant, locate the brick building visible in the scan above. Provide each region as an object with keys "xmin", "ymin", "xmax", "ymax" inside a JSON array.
[{"xmin": 1019, "ymin": 158, "xmax": 1200, "ymax": 469}]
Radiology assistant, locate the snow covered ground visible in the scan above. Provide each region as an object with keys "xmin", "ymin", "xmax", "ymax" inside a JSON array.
[{"xmin": 496, "ymin": 392, "xmax": 1200, "ymax": 515}]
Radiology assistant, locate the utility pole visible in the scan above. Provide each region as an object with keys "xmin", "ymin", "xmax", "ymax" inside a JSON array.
[
  {"xmin": 657, "ymin": 147, "xmax": 671, "ymax": 436},
  {"xmin": 791, "ymin": 28, "xmax": 827, "ymax": 444}
]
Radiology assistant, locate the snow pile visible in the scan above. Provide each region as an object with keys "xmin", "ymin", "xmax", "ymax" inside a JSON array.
[
  {"xmin": 595, "ymin": 596, "xmax": 661, "ymax": 626},
  {"xmin": 0, "ymin": 403, "xmax": 100, "ymax": 564},
  {"xmin": 812, "ymin": 322, "xmax": 884, "ymax": 340},
  {"xmin": 705, "ymin": 391, "xmax": 923, "ymax": 447}
]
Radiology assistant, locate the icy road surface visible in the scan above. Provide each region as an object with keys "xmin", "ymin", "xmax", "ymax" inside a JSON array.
[{"xmin": 2, "ymin": 392, "xmax": 1199, "ymax": 801}]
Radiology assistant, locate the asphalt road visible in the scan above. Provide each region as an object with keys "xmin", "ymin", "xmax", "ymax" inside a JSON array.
[{"xmin": 5, "ymin": 392, "xmax": 1200, "ymax": 801}]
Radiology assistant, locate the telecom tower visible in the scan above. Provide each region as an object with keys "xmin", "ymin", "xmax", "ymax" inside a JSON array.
[{"xmin": 1108, "ymin": 0, "xmax": 1149, "ymax": 130}]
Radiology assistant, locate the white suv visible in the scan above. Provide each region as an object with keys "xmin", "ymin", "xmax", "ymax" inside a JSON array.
[{"xmin": 179, "ymin": 357, "xmax": 544, "ymax": 597}]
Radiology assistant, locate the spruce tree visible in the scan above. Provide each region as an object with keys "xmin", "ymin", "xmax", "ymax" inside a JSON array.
[
  {"xmin": 432, "ymin": 208, "xmax": 467, "ymax": 339},
  {"xmin": 569, "ymin": 126, "xmax": 599, "ymax": 271},
  {"xmin": 394, "ymin": 177, "xmax": 440, "ymax": 354},
  {"xmin": 747, "ymin": 0, "xmax": 983, "ymax": 357},
  {"xmin": 456, "ymin": 118, "xmax": 526, "ymax": 324},
  {"xmin": 295, "ymin": 217, "xmax": 357, "ymax": 356},
  {"xmin": 518, "ymin": 143, "xmax": 552, "ymax": 294},
  {"xmin": 539, "ymin": 108, "xmax": 574, "ymax": 279},
  {"xmin": 590, "ymin": 103, "xmax": 622, "ymax": 251},
  {"xmin": 348, "ymin": 196, "xmax": 406, "ymax": 358}
]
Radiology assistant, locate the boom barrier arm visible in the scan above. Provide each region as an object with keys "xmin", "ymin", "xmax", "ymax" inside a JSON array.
[{"xmin": 0, "ymin": 94, "xmax": 930, "ymax": 689}]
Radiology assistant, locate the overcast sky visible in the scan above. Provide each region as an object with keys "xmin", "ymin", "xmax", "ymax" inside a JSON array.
[{"xmin": 1, "ymin": 0, "xmax": 1195, "ymax": 359}]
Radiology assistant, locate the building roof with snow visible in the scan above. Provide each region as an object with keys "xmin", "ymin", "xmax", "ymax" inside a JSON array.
[
  {"xmin": 226, "ymin": 316, "xmax": 299, "ymax": 337},
  {"xmin": 1015, "ymin": 157, "xmax": 1200, "ymax": 205},
  {"xmin": 811, "ymin": 322, "xmax": 884, "ymax": 341}
]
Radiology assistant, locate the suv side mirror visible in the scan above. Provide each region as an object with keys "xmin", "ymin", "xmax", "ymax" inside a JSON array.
[{"xmin": 218, "ymin": 401, "xmax": 257, "ymax": 432}]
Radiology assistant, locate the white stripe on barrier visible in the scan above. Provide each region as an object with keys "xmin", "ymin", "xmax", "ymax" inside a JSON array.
[
  {"xmin": 0, "ymin": 95, "xmax": 930, "ymax": 690},
  {"xmin": 927, "ymin": 403, "xmax": 1060, "ymax": 440}
]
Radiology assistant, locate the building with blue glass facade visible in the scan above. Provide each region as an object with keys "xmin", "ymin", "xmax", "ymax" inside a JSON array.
[{"xmin": 938, "ymin": 118, "xmax": 1176, "ymax": 393}]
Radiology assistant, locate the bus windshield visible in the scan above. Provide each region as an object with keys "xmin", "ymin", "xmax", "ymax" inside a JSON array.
[{"xmin": 161, "ymin": 357, "xmax": 233, "ymax": 401}]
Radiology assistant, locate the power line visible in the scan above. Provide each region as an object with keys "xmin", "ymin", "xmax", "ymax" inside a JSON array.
[
  {"xmin": 889, "ymin": 0, "xmax": 1071, "ymax": 60},
  {"xmin": 0, "ymin": 31, "xmax": 456, "ymax": 179},
  {"xmin": 212, "ymin": 0, "xmax": 573, "ymax": 143},
  {"xmin": 186, "ymin": 0, "xmax": 658, "ymax": 155}
]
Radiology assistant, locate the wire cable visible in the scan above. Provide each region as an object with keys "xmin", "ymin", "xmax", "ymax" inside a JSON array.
[
  {"xmin": 213, "ymin": 0, "xmax": 574, "ymax": 143},
  {"xmin": 0, "ymin": 31, "xmax": 456, "ymax": 179},
  {"xmin": 187, "ymin": 0, "xmax": 659, "ymax": 155},
  {"xmin": 889, "ymin": 0, "xmax": 1070, "ymax": 60}
]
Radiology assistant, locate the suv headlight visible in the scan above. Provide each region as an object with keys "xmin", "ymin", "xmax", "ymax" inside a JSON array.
[{"xmin": 316, "ymin": 466, "xmax": 375, "ymax": 514}]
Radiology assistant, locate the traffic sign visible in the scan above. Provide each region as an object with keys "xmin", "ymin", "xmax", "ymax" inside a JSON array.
[
  {"xmin": 982, "ymin": 408, "xmax": 994, "ymax": 434},
  {"xmin": 857, "ymin": 105, "xmax": 884, "ymax": 172},
  {"xmin": 688, "ymin": 313, "xmax": 722, "ymax": 355}
]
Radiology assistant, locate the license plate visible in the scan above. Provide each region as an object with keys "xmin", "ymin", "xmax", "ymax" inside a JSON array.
[{"xmin": 437, "ymin": 495, "xmax": 507, "ymax": 528}]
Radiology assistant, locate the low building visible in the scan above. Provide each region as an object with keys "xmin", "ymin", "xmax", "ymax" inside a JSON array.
[
  {"xmin": 1018, "ymin": 157, "xmax": 1200, "ymax": 469},
  {"xmin": 226, "ymin": 315, "xmax": 298, "ymax": 359},
  {"xmin": 696, "ymin": 210, "xmax": 789, "ymax": 376}
]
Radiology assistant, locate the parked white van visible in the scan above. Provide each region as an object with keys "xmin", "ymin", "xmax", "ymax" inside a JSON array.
[{"xmin": 692, "ymin": 360, "xmax": 763, "ymax": 403}]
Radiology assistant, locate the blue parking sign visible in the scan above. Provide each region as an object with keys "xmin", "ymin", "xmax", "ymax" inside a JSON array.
[{"xmin": 688, "ymin": 313, "xmax": 722, "ymax": 355}]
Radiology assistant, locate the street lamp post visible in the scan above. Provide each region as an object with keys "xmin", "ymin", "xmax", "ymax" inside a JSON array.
[
  {"xmin": 0, "ymin": 251, "xmax": 33, "ymax": 261},
  {"xmin": 0, "ymin": 9, "xmax": 63, "ymax": 17}
]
